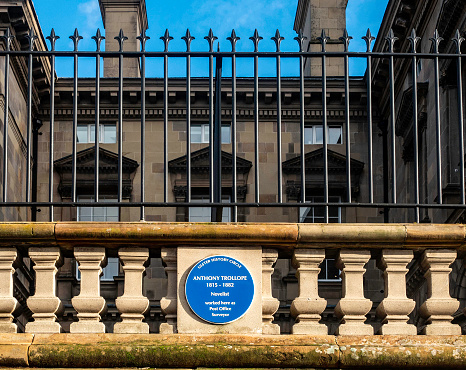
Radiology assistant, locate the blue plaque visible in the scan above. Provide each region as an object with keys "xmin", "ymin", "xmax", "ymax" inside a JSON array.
[{"xmin": 185, "ymin": 255, "xmax": 255, "ymax": 324}]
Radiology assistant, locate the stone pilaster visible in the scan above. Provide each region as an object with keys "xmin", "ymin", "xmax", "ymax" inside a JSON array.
[
  {"xmin": 335, "ymin": 249, "xmax": 373, "ymax": 335},
  {"xmin": 291, "ymin": 249, "xmax": 327, "ymax": 335},
  {"xmin": 26, "ymin": 247, "xmax": 63, "ymax": 333},
  {"xmin": 160, "ymin": 248, "xmax": 177, "ymax": 334},
  {"xmin": 71, "ymin": 247, "xmax": 107, "ymax": 333},
  {"xmin": 419, "ymin": 250, "xmax": 461, "ymax": 335},
  {"xmin": 261, "ymin": 249, "xmax": 280, "ymax": 335},
  {"xmin": 376, "ymin": 249, "xmax": 416, "ymax": 335},
  {"xmin": 0, "ymin": 248, "xmax": 18, "ymax": 333},
  {"xmin": 114, "ymin": 248, "xmax": 149, "ymax": 333}
]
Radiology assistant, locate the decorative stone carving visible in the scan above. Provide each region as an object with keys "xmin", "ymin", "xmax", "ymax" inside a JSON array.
[
  {"xmin": 26, "ymin": 247, "xmax": 63, "ymax": 333},
  {"xmin": 290, "ymin": 248, "xmax": 327, "ymax": 335},
  {"xmin": 376, "ymin": 249, "xmax": 416, "ymax": 335},
  {"xmin": 70, "ymin": 247, "xmax": 107, "ymax": 333},
  {"xmin": 114, "ymin": 248, "xmax": 150, "ymax": 334},
  {"xmin": 160, "ymin": 248, "xmax": 177, "ymax": 333},
  {"xmin": 0, "ymin": 248, "xmax": 18, "ymax": 333},
  {"xmin": 262, "ymin": 249, "xmax": 280, "ymax": 335},
  {"xmin": 419, "ymin": 249, "xmax": 461, "ymax": 335},
  {"xmin": 335, "ymin": 249, "xmax": 373, "ymax": 335}
]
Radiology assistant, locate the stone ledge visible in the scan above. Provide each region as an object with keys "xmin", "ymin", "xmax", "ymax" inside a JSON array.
[{"xmin": 0, "ymin": 334, "xmax": 465, "ymax": 368}]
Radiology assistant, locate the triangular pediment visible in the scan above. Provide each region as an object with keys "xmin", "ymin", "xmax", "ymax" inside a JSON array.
[
  {"xmin": 168, "ymin": 147, "xmax": 252, "ymax": 174},
  {"xmin": 54, "ymin": 146, "xmax": 139, "ymax": 174},
  {"xmin": 282, "ymin": 148, "xmax": 364, "ymax": 174}
]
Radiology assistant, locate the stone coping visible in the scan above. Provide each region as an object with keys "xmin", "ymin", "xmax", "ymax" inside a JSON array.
[
  {"xmin": 0, "ymin": 222, "xmax": 464, "ymax": 251},
  {"xmin": 0, "ymin": 334, "xmax": 465, "ymax": 368}
]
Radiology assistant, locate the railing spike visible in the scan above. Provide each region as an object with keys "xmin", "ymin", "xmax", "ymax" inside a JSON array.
[
  {"xmin": 69, "ymin": 28, "xmax": 83, "ymax": 52},
  {"xmin": 1, "ymin": 27, "xmax": 15, "ymax": 52},
  {"xmin": 115, "ymin": 29, "xmax": 128, "ymax": 52},
  {"xmin": 453, "ymin": 29, "xmax": 465, "ymax": 54},
  {"xmin": 227, "ymin": 29, "xmax": 240, "ymax": 52},
  {"xmin": 362, "ymin": 28, "xmax": 375, "ymax": 53},
  {"xmin": 204, "ymin": 28, "xmax": 218, "ymax": 53},
  {"xmin": 339, "ymin": 29, "xmax": 352, "ymax": 52},
  {"xmin": 317, "ymin": 29, "xmax": 329, "ymax": 52},
  {"xmin": 249, "ymin": 29, "xmax": 263, "ymax": 52},
  {"xmin": 25, "ymin": 28, "xmax": 38, "ymax": 52},
  {"xmin": 294, "ymin": 29, "xmax": 307, "ymax": 52},
  {"xmin": 430, "ymin": 29, "xmax": 443, "ymax": 54},
  {"xmin": 91, "ymin": 28, "xmax": 105, "ymax": 52},
  {"xmin": 137, "ymin": 29, "xmax": 150, "ymax": 52},
  {"xmin": 160, "ymin": 29, "xmax": 173, "ymax": 52},
  {"xmin": 182, "ymin": 29, "xmax": 195, "ymax": 52},
  {"xmin": 407, "ymin": 29, "xmax": 421, "ymax": 53},
  {"xmin": 385, "ymin": 29, "xmax": 398, "ymax": 53}
]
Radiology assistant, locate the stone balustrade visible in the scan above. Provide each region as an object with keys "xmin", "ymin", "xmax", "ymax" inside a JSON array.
[{"xmin": 0, "ymin": 222, "xmax": 464, "ymax": 338}]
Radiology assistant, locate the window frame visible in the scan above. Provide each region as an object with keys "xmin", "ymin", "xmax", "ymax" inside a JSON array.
[
  {"xmin": 77, "ymin": 123, "xmax": 117, "ymax": 144},
  {"xmin": 304, "ymin": 125, "xmax": 342, "ymax": 145},
  {"xmin": 190, "ymin": 123, "xmax": 231, "ymax": 144},
  {"xmin": 188, "ymin": 195, "xmax": 231, "ymax": 222}
]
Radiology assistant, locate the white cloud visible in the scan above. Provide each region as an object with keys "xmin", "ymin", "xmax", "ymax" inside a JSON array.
[{"xmin": 78, "ymin": 0, "xmax": 100, "ymax": 31}]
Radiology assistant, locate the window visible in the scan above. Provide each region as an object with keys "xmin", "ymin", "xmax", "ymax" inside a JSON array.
[
  {"xmin": 300, "ymin": 196, "xmax": 341, "ymax": 282},
  {"xmin": 77, "ymin": 196, "xmax": 119, "ymax": 281},
  {"xmin": 191, "ymin": 123, "xmax": 231, "ymax": 144},
  {"xmin": 304, "ymin": 125, "xmax": 342, "ymax": 144},
  {"xmin": 77, "ymin": 124, "xmax": 117, "ymax": 144},
  {"xmin": 299, "ymin": 196, "xmax": 341, "ymax": 223},
  {"xmin": 189, "ymin": 196, "xmax": 231, "ymax": 222}
]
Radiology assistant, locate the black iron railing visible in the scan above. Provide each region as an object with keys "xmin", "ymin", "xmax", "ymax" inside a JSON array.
[{"xmin": 1, "ymin": 27, "xmax": 466, "ymax": 223}]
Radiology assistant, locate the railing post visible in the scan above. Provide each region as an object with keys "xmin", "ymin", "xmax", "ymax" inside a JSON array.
[
  {"xmin": 71, "ymin": 247, "xmax": 106, "ymax": 333},
  {"xmin": 114, "ymin": 248, "xmax": 150, "ymax": 333},
  {"xmin": 291, "ymin": 249, "xmax": 327, "ymax": 335},
  {"xmin": 26, "ymin": 247, "xmax": 63, "ymax": 333},
  {"xmin": 262, "ymin": 249, "xmax": 280, "ymax": 334},
  {"xmin": 335, "ymin": 249, "xmax": 373, "ymax": 335},
  {"xmin": 419, "ymin": 250, "xmax": 461, "ymax": 335},
  {"xmin": 160, "ymin": 248, "xmax": 177, "ymax": 333},
  {"xmin": 0, "ymin": 248, "xmax": 18, "ymax": 333},
  {"xmin": 376, "ymin": 249, "xmax": 416, "ymax": 335}
]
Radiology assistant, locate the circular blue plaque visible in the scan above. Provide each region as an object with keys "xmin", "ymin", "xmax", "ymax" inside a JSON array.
[{"xmin": 185, "ymin": 255, "xmax": 254, "ymax": 324}]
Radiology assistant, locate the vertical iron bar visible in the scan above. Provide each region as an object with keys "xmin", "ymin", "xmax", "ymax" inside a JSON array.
[
  {"xmin": 49, "ymin": 52, "xmax": 55, "ymax": 221},
  {"xmin": 209, "ymin": 50, "xmax": 214, "ymax": 202},
  {"xmin": 140, "ymin": 51, "xmax": 146, "ymax": 220},
  {"xmin": 433, "ymin": 49, "xmax": 442, "ymax": 204},
  {"xmin": 322, "ymin": 48, "xmax": 329, "ymax": 223},
  {"xmin": 456, "ymin": 37, "xmax": 465, "ymax": 204},
  {"xmin": 26, "ymin": 51, "xmax": 33, "ymax": 203},
  {"xmin": 231, "ymin": 52, "xmax": 237, "ymax": 221},
  {"xmin": 388, "ymin": 52, "xmax": 397, "ymax": 204},
  {"xmin": 118, "ymin": 52, "xmax": 123, "ymax": 203},
  {"xmin": 276, "ymin": 54, "xmax": 283, "ymax": 203},
  {"xmin": 344, "ymin": 50, "xmax": 351, "ymax": 203},
  {"xmin": 186, "ymin": 55, "xmax": 191, "ymax": 203},
  {"xmin": 163, "ymin": 54, "xmax": 169, "ymax": 203},
  {"xmin": 366, "ymin": 55, "xmax": 374, "ymax": 203},
  {"xmin": 254, "ymin": 53, "xmax": 259, "ymax": 203},
  {"xmin": 409, "ymin": 32, "xmax": 420, "ymax": 222},
  {"xmin": 95, "ymin": 51, "xmax": 100, "ymax": 203},
  {"xmin": 71, "ymin": 50, "xmax": 78, "ymax": 203},
  {"xmin": 299, "ymin": 54, "xmax": 306, "ymax": 204},
  {"xmin": 2, "ymin": 48, "xmax": 9, "ymax": 202},
  {"xmin": 213, "ymin": 55, "xmax": 222, "ymax": 222}
]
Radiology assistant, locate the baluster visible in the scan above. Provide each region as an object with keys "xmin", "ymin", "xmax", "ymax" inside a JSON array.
[
  {"xmin": 0, "ymin": 248, "xmax": 18, "ymax": 333},
  {"xmin": 335, "ymin": 249, "xmax": 373, "ymax": 335},
  {"xmin": 291, "ymin": 249, "xmax": 327, "ymax": 335},
  {"xmin": 71, "ymin": 247, "xmax": 106, "ymax": 333},
  {"xmin": 160, "ymin": 248, "xmax": 177, "ymax": 333},
  {"xmin": 420, "ymin": 250, "xmax": 461, "ymax": 335},
  {"xmin": 26, "ymin": 247, "xmax": 63, "ymax": 333},
  {"xmin": 262, "ymin": 249, "xmax": 280, "ymax": 334},
  {"xmin": 114, "ymin": 248, "xmax": 149, "ymax": 333},
  {"xmin": 376, "ymin": 249, "xmax": 416, "ymax": 335}
]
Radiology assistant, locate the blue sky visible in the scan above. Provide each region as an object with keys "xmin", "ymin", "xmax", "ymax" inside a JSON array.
[{"xmin": 31, "ymin": 0, "xmax": 389, "ymax": 77}]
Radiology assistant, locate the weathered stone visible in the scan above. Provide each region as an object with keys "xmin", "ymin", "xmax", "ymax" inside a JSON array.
[
  {"xmin": 0, "ymin": 333, "xmax": 33, "ymax": 367},
  {"xmin": 160, "ymin": 247, "xmax": 177, "ymax": 334},
  {"xmin": 261, "ymin": 248, "xmax": 280, "ymax": 335},
  {"xmin": 0, "ymin": 248, "xmax": 18, "ymax": 333}
]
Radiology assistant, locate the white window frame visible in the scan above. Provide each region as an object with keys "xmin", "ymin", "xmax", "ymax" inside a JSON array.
[
  {"xmin": 304, "ymin": 125, "xmax": 342, "ymax": 145},
  {"xmin": 188, "ymin": 195, "xmax": 231, "ymax": 222},
  {"xmin": 77, "ymin": 123, "xmax": 117, "ymax": 144},
  {"xmin": 76, "ymin": 196, "xmax": 119, "ymax": 281},
  {"xmin": 191, "ymin": 123, "xmax": 231, "ymax": 144}
]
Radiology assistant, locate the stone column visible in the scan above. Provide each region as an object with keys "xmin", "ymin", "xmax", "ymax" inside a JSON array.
[
  {"xmin": 419, "ymin": 249, "xmax": 461, "ymax": 335},
  {"xmin": 0, "ymin": 248, "xmax": 18, "ymax": 333},
  {"xmin": 114, "ymin": 248, "xmax": 149, "ymax": 333},
  {"xmin": 376, "ymin": 249, "xmax": 416, "ymax": 335},
  {"xmin": 335, "ymin": 249, "xmax": 373, "ymax": 335},
  {"xmin": 71, "ymin": 247, "xmax": 107, "ymax": 333},
  {"xmin": 26, "ymin": 247, "xmax": 63, "ymax": 333},
  {"xmin": 262, "ymin": 249, "xmax": 280, "ymax": 335},
  {"xmin": 290, "ymin": 249, "xmax": 327, "ymax": 335},
  {"xmin": 160, "ymin": 248, "xmax": 177, "ymax": 334}
]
